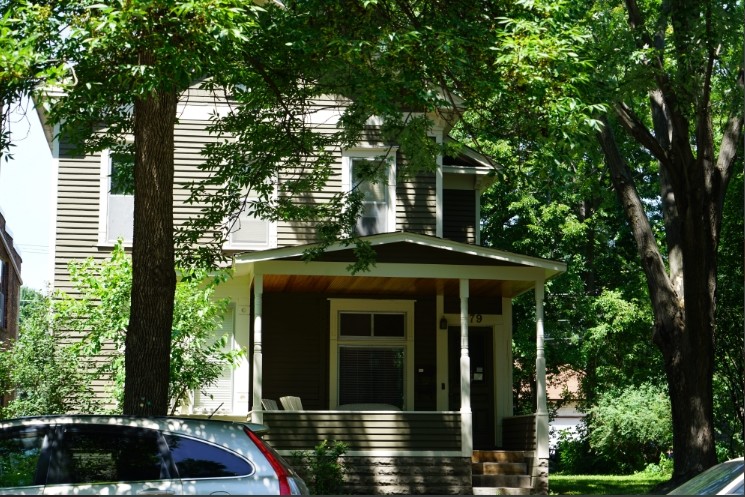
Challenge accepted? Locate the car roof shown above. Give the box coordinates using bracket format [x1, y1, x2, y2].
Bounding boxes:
[0, 415, 269, 453]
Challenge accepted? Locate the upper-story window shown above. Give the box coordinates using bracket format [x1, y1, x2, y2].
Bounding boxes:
[342, 149, 396, 236]
[98, 150, 134, 246]
[225, 192, 276, 251]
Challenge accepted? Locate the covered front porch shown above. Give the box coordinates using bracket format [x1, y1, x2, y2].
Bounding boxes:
[232, 232, 564, 494]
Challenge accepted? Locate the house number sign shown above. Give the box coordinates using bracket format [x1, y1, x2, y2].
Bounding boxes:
[469, 314, 483, 323]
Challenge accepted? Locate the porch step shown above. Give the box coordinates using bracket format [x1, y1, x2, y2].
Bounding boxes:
[473, 487, 530, 495]
[472, 450, 529, 463]
[472, 462, 527, 475]
[472, 450, 532, 495]
[472, 474, 532, 488]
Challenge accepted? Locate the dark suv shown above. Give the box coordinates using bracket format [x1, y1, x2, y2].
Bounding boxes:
[0, 415, 308, 495]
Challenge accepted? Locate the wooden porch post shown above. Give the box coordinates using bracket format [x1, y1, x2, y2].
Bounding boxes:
[535, 280, 549, 459]
[251, 274, 264, 424]
[460, 278, 473, 456]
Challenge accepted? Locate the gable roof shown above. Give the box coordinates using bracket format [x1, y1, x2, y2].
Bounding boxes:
[233, 232, 565, 298]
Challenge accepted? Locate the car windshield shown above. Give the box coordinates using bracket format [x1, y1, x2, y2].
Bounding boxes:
[668, 459, 744, 495]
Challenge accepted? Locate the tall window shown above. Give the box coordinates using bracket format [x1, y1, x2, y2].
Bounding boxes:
[329, 300, 414, 410]
[343, 150, 396, 236]
[99, 151, 134, 245]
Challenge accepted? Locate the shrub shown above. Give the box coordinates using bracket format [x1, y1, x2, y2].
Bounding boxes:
[292, 440, 348, 495]
[588, 383, 672, 473]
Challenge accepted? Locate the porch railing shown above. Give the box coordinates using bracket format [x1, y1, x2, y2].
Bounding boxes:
[502, 414, 537, 451]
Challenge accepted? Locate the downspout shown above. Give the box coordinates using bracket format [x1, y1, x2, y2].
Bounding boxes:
[460, 278, 473, 457]
[251, 273, 264, 424]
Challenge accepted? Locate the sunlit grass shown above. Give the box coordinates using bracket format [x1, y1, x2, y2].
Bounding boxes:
[549, 474, 670, 495]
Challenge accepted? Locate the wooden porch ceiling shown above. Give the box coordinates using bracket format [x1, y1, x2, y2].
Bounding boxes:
[262, 273, 533, 298]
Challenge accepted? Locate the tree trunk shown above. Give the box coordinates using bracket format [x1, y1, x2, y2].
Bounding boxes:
[596, 113, 727, 482]
[122, 65, 178, 415]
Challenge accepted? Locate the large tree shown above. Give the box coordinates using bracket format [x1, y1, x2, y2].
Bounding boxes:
[35, 0, 260, 415]
[589, 0, 743, 481]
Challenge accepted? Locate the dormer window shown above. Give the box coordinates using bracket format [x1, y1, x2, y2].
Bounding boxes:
[342, 149, 397, 236]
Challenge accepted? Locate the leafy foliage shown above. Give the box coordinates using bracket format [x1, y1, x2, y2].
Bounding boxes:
[11, 242, 243, 415]
[587, 384, 673, 474]
[0, 288, 100, 417]
[54, 241, 243, 414]
[291, 440, 348, 495]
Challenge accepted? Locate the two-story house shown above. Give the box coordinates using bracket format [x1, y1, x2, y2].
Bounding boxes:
[40, 88, 564, 495]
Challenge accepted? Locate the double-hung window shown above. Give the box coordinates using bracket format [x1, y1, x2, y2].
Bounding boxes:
[342, 149, 396, 236]
[329, 299, 414, 410]
[99, 150, 134, 245]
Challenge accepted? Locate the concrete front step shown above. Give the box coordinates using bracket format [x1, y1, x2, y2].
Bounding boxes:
[472, 450, 529, 463]
[473, 487, 531, 495]
[472, 474, 532, 488]
[472, 462, 528, 475]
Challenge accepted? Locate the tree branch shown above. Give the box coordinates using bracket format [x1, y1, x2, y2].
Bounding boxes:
[613, 102, 670, 165]
[596, 116, 681, 340]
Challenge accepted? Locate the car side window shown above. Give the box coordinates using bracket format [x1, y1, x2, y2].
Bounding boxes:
[47, 425, 167, 485]
[0, 427, 48, 488]
[164, 435, 252, 479]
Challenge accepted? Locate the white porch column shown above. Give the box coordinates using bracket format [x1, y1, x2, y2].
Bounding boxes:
[459, 278, 473, 456]
[535, 280, 549, 459]
[251, 274, 264, 424]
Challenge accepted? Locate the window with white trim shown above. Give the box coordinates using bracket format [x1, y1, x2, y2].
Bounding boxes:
[99, 150, 134, 245]
[342, 149, 396, 236]
[225, 194, 275, 250]
[330, 299, 414, 410]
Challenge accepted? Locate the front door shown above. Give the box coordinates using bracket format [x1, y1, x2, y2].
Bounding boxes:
[448, 326, 495, 449]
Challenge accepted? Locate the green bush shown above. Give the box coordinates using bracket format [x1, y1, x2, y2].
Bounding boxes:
[292, 440, 348, 495]
[0, 288, 100, 417]
[588, 383, 672, 473]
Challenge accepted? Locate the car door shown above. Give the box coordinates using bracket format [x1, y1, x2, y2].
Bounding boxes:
[43, 424, 182, 495]
[0, 425, 50, 495]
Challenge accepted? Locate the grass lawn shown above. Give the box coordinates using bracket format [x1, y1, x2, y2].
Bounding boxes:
[549, 474, 671, 495]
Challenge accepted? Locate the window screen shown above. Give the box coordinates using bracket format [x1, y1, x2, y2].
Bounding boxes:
[48, 426, 165, 485]
[339, 346, 404, 408]
[164, 435, 252, 478]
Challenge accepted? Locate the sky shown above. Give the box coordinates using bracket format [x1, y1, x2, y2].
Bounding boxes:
[0, 98, 53, 291]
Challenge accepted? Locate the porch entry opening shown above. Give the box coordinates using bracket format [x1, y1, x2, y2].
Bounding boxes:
[448, 326, 495, 450]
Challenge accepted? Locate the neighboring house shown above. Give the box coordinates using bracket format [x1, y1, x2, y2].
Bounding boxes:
[39, 89, 565, 495]
[547, 369, 584, 452]
[0, 208, 23, 408]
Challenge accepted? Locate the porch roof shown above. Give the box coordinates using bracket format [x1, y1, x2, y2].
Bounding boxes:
[233, 232, 566, 298]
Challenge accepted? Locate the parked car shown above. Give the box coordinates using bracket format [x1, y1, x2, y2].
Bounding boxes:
[0, 415, 309, 495]
[668, 458, 744, 495]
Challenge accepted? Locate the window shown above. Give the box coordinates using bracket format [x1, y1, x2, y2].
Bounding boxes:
[0, 427, 47, 488]
[164, 435, 252, 479]
[99, 150, 134, 245]
[329, 300, 414, 410]
[48, 426, 166, 485]
[226, 194, 274, 250]
[342, 149, 396, 236]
